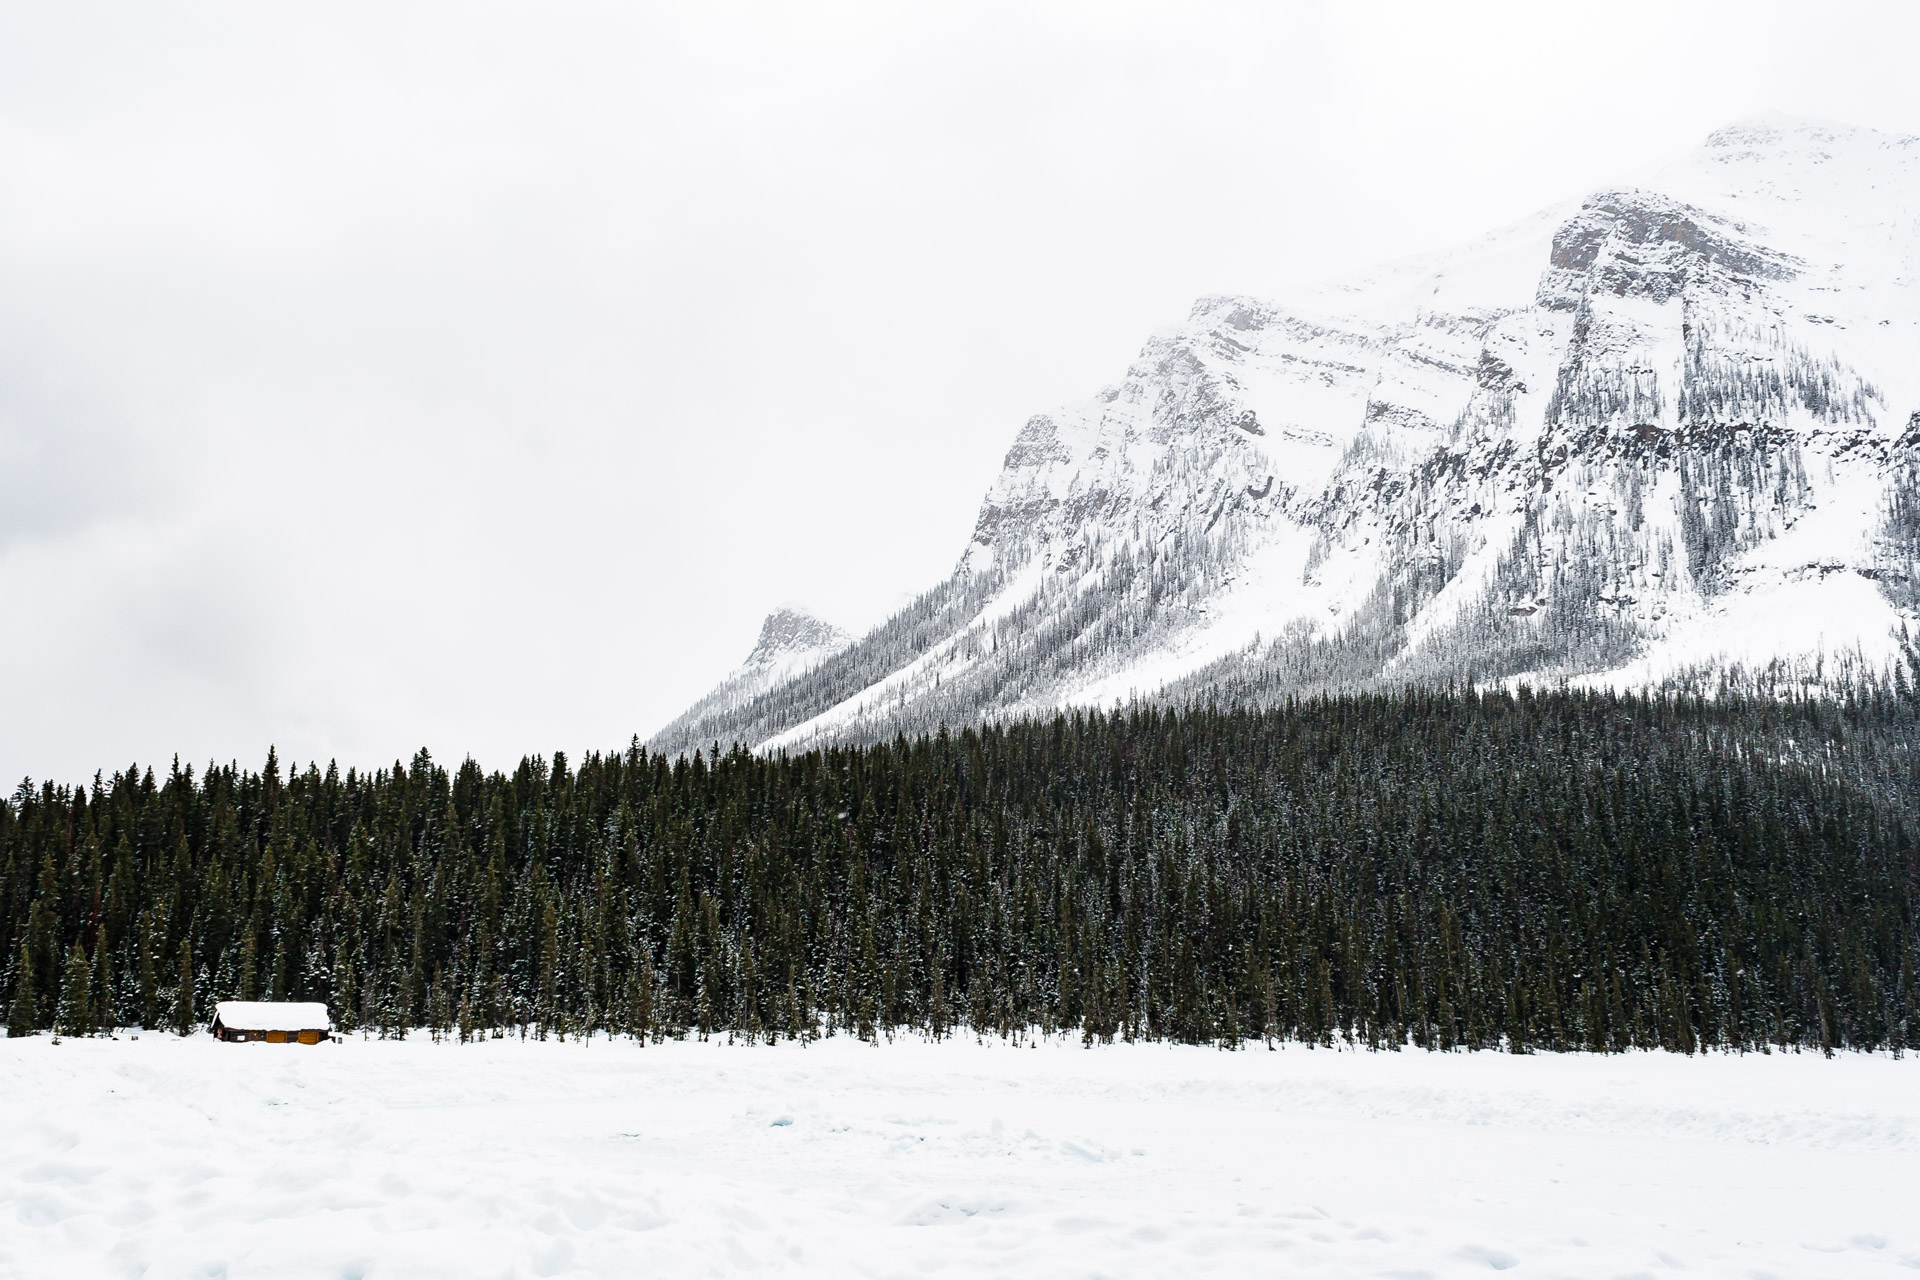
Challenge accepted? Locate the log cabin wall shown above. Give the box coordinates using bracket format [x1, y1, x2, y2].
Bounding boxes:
[213, 1025, 327, 1043]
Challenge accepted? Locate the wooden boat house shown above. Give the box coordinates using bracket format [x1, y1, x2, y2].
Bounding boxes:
[211, 1001, 333, 1044]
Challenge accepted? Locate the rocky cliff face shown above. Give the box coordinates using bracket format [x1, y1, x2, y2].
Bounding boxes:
[651, 117, 1920, 756]
[742, 608, 852, 672]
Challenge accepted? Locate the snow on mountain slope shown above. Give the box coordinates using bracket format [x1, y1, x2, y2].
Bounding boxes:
[648, 608, 851, 751]
[652, 118, 1920, 756]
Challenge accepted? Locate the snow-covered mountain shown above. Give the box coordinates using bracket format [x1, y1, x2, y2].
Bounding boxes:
[652, 117, 1920, 756]
[648, 608, 852, 751]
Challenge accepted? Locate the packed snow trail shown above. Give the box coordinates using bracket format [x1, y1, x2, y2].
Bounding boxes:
[4, 1032, 1918, 1278]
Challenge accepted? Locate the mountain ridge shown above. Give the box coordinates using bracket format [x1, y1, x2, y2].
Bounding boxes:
[651, 117, 1920, 757]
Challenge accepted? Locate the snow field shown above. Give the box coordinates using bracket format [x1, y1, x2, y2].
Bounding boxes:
[4, 1032, 1919, 1278]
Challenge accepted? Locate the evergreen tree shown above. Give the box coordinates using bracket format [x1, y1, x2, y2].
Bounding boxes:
[8, 943, 36, 1036]
[91, 946, 114, 1035]
[137, 913, 161, 1030]
[172, 940, 196, 1036]
[56, 942, 92, 1038]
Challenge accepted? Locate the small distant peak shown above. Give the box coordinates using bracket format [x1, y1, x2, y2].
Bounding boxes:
[744, 607, 852, 668]
[1704, 113, 1885, 151]
[1188, 294, 1282, 331]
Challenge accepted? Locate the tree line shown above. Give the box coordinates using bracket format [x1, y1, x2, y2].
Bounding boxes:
[4, 687, 1917, 1052]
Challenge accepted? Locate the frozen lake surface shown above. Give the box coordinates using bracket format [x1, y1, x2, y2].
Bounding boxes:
[3, 1031, 1917, 1278]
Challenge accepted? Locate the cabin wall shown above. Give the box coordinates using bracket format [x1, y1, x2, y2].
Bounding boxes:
[214, 1026, 328, 1044]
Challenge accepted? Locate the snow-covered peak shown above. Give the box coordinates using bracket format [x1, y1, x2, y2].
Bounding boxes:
[645, 607, 855, 753]
[744, 608, 852, 672]
[1701, 113, 1914, 156]
[652, 117, 1920, 757]
[1655, 114, 1920, 245]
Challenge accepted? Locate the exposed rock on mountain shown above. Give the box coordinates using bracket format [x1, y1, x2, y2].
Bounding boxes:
[743, 608, 852, 672]
[652, 117, 1920, 756]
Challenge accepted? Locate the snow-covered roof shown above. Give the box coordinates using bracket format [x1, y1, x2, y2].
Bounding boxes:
[212, 1001, 332, 1032]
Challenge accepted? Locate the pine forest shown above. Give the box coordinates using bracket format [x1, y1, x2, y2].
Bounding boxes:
[5, 687, 1918, 1054]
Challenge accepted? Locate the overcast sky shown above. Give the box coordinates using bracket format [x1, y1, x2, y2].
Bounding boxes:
[2, 0, 1916, 784]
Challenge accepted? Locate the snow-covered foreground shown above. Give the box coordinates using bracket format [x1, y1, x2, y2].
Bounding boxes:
[4, 1033, 1918, 1278]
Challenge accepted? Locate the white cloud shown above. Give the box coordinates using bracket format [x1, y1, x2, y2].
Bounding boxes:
[1, 0, 1916, 781]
